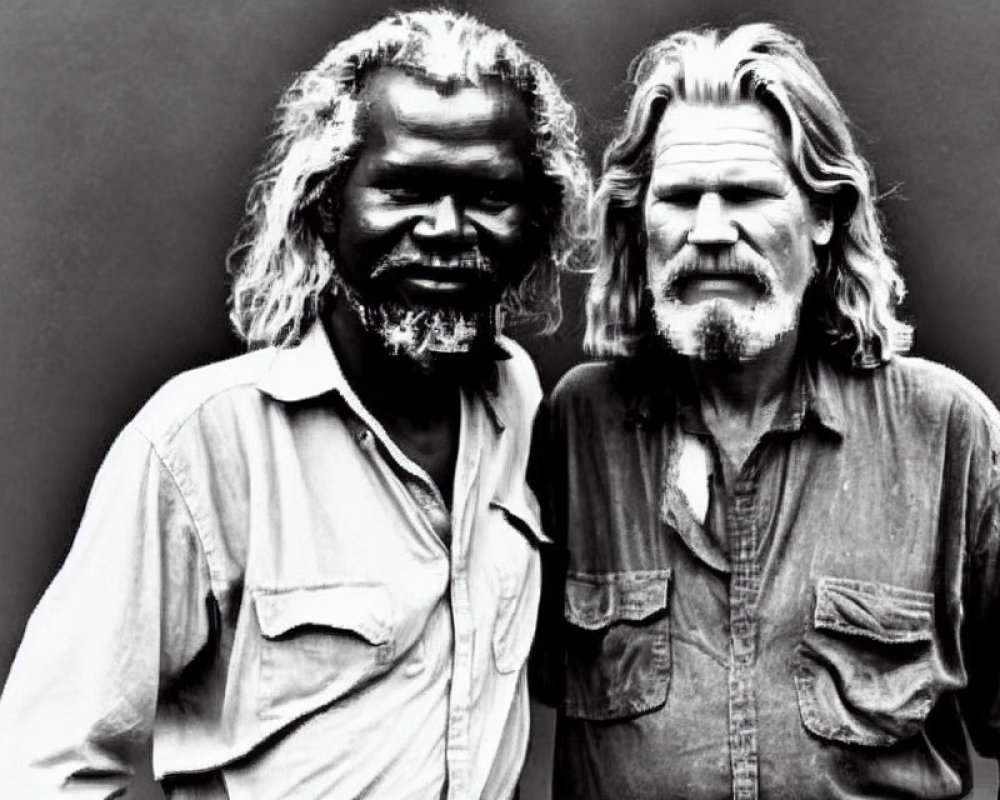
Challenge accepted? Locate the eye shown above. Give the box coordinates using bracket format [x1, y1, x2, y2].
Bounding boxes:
[720, 186, 776, 204]
[383, 186, 429, 204]
[475, 184, 521, 211]
[656, 189, 701, 207]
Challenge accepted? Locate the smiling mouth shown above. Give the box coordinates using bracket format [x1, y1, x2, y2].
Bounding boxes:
[370, 249, 493, 278]
[372, 265, 497, 307]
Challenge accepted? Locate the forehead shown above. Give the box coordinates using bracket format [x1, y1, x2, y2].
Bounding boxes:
[361, 69, 531, 151]
[651, 102, 793, 181]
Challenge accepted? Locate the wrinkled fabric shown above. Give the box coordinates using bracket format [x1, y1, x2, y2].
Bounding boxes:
[532, 351, 1000, 800]
[0, 323, 547, 800]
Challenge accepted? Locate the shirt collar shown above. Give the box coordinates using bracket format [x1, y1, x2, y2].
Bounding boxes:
[255, 322, 347, 403]
[622, 347, 845, 440]
[801, 357, 846, 437]
[255, 322, 508, 433]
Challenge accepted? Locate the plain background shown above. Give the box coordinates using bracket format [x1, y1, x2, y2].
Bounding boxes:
[1, 1, 999, 797]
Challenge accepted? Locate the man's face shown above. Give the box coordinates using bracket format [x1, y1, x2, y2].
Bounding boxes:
[329, 69, 536, 367]
[643, 101, 831, 362]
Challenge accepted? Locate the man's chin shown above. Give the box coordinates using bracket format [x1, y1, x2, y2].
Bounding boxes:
[333, 276, 499, 375]
[652, 298, 797, 362]
[366, 303, 497, 374]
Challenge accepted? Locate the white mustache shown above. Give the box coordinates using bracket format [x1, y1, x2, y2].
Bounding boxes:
[658, 246, 775, 297]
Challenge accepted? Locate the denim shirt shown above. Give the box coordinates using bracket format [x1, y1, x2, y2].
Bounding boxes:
[0, 323, 547, 799]
[533, 352, 1000, 800]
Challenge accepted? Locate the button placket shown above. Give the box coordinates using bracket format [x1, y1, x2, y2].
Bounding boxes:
[727, 479, 760, 800]
[444, 388, 482, 800]
[723, 436, 769, 800]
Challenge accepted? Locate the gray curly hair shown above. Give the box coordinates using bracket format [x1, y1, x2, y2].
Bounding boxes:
[227, 9, 591, 348]
[586, 23, 912, 368]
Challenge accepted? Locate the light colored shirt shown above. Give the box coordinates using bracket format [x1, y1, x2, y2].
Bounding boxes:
[0, 323, 547, 800]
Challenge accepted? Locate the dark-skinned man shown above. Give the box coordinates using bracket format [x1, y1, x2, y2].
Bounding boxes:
[0, 11, 589, 798]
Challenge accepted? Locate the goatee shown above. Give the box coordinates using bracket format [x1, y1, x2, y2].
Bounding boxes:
[332, 273, 497, 372]
[693, 304, 750, 362]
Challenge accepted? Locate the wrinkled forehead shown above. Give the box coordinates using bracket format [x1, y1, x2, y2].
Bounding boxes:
[651, 101, 794, 180]
[362, 68, 532, 146]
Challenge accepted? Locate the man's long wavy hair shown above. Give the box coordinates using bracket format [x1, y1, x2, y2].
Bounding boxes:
[227, 9, 590, 348]
[586, 24, 912, 368]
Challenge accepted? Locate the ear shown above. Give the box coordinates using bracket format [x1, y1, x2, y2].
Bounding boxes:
[311, 182, 339, 233]
[810, 201, 833, 247]
[315, 199, 336, 235]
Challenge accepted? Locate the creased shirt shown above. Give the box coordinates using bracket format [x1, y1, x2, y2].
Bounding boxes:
[532, 351, 1000, 800]
[0, 323, 548, 800]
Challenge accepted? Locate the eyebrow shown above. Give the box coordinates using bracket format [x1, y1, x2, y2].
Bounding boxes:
[367, 157, 526, 184]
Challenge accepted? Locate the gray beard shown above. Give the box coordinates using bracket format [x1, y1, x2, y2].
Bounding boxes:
[646, 244, 802, 362]
[688, 304, 753, 362]
[650, 293, 799, 363]
[333, 274, 495, 369]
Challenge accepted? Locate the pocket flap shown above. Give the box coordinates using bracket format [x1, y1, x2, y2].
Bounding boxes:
[490, 495, 551, 547]
[564, 570, 671, 630]
[814, 576, 933, 645]
[252, 584, 392, 646]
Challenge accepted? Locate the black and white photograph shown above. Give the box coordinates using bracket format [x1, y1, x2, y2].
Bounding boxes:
[1, 1, 998, 798]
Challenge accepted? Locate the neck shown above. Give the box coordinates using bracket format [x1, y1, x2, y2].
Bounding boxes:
[687, 329, 799, 461]
[324, 296, 459, 424]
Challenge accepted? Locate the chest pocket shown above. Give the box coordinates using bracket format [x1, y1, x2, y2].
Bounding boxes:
[562, 570, 671, 720]
[252, 583, 397, 722]
[792, 576, 941, 746]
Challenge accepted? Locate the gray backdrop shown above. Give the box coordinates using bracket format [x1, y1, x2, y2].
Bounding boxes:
[1, 1, 998, 797]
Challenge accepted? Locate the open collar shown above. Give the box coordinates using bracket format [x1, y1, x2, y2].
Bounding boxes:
[622, 349, 846, 440]
[255, 323, 508, 434]
[255, 323, 348, 403]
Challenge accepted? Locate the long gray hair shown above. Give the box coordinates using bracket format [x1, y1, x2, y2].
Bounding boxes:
[228, 9, 591, 347]
[586, 24, 911, 368]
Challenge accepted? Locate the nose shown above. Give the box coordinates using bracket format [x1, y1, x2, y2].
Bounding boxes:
[687, 193, 738, 246]
[412, 195, 473, 249]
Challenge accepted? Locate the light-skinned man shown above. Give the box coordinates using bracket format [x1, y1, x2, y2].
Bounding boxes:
[534, 24, 1000, 799]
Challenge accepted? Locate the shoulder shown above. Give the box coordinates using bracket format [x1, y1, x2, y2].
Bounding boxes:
[129, 347, 279, 447]
[543, 360, 649, 446]
[832, 356, 1000, 450]
[548, 360, 646, 426]
[550, 360, 619, 406]
[878, 356, 1000, 428]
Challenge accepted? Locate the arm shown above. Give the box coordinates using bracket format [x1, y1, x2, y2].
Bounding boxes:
[0, 426, 211, 797]
[960, 475, 1000, 800]
[527, 398, 567, 709]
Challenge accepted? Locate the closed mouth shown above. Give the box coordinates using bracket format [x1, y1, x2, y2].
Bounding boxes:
[671, 271, 769, 297]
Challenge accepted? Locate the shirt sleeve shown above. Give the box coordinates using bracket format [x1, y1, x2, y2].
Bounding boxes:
[962, 472, 1000, 764]
[0, 424, 212, 797]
